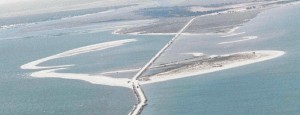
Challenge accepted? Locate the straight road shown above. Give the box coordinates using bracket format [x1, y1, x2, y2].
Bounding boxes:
[129, 16, 198, 115]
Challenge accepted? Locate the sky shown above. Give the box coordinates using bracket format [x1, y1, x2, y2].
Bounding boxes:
[0, 0, 28, 4]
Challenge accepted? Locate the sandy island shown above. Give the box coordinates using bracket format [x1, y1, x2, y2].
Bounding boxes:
[140, 50, 285, 84]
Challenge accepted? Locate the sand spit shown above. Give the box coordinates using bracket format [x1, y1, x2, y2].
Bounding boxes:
[21, 39, 137, 87]
[226, 27, 240, 34]
[218, 36, 258, 45]
[31, 68, 131, 88]
[221, 32, 246, 37]
[21, 39, 136, 70]
[140, 50, 285, 84]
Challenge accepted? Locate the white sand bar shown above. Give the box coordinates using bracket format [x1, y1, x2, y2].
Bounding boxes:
[141, 50, 285, 84]
[21, 39, 137, 88]
[21, 39, 137, 70]
[31, 68, 131, 88]
[221, 32, 246, 37]
[218, 36, 258, 45]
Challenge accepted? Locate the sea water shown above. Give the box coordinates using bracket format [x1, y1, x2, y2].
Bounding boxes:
[142, 4, 300, 115]
[0, 14, 171, 115]
[1, 1, 299, 115]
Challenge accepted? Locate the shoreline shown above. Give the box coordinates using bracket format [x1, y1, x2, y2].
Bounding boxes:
[31, 68, 132, 88]
[221, 32, 246, 37]
[218, 36, 258, 45]
[140, 50, 285, 85]
[21, 39, 136, 88]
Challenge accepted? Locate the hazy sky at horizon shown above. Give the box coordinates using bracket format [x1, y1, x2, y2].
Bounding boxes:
[0, 0, 30, 4]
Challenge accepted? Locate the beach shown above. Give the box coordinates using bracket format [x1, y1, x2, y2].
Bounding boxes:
[141, 50, 285, 84]
[218, 36, 258, 45]
[21, 39, 137, 88]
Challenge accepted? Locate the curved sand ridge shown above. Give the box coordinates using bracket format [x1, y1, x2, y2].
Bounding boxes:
[31, 68, 131, 87]
[218, 36, 258, 45]
[21, 39, 137, 88]
[141, 50, 285, 84]
[221, 32, 246, 37]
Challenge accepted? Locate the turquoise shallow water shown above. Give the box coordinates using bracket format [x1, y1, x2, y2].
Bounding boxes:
[1, 62, 135, 114]
[1, 1, 299, 115]
[0, 31, 136, 115]
[0, 22, 170, 114]
[143, 4, 300, 115]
